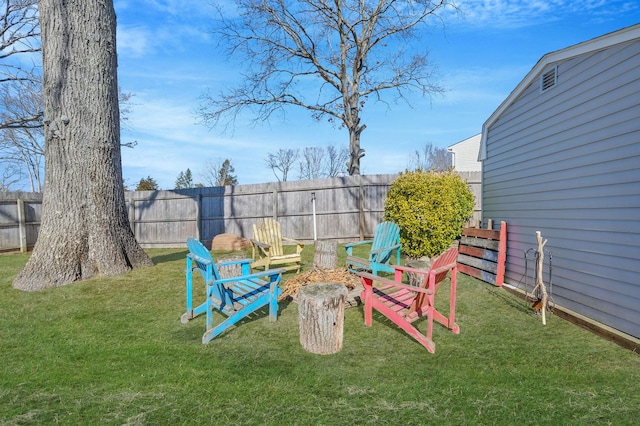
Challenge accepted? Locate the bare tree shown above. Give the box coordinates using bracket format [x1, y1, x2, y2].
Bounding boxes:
[266, 148, 298, 181]
[409, 142, 450, 171]
[298, 146, 326, 180]
[0, 78, 44, 190]
[0, 1, 42, 191]
[326, 144, 349, 177]
[0, 2, 138, 191]
[13, 0, 152, 291]
[0, 161, 22, 191]
[0, 126, 43, 191]
[198, 0, 450, 176]
[200, 158, 220, 187]
[0, 0, 42, 130]
[200, 158, 238, 187]
[298, 145, 348, 179]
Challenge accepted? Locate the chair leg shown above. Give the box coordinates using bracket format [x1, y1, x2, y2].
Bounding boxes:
[373, 300, 436, 353]
[361, 280, 374, 327]
[202, 295, 279, 344]
[268, 287, 278, 322]
[182, 259, 194, 324]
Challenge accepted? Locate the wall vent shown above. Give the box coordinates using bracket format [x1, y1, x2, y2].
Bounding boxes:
[541, 66, 557, 91]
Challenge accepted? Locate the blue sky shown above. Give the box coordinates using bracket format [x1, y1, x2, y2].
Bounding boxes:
[113, 0, 639, 190]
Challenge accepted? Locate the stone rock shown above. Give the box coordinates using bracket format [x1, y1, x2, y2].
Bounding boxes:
[211, 233, 252, 251]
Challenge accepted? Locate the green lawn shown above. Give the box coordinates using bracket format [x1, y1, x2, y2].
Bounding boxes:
[1, 245, 638, 425]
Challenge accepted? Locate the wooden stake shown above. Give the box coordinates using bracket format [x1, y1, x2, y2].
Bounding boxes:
[533, 231, 548, 325]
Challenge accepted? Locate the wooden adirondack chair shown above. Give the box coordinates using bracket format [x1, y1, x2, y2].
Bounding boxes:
[181, 237, 285, 343]
[250, 218, 304, 272]
[345, 221, 401, 275]
[358, 247, 460, 353]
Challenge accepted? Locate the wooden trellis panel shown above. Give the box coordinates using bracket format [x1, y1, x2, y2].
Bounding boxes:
[457, 221, 507, 286]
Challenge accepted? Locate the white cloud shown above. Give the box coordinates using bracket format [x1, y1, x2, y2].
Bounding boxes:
[117, 25, 153, 57]
[449, 0, 637, 29]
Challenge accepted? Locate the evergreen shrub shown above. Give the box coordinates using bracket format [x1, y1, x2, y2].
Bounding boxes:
[383, 170, 474, 259]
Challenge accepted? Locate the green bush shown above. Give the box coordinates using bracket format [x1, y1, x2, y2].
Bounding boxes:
[384, 170, 474, 259]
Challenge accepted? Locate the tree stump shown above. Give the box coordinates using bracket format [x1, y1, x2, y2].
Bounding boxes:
[313, 240, 338, 270]
[217, 254, 245, 278]
[298, 283, 348, 355]
[406, 258, 432, 287]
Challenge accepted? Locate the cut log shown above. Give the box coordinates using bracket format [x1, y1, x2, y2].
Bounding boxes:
[405, 259, 432, 287]
[217, 254, 245, 278]
[298, 283, 348, 355]
[313, 240, 338, 270]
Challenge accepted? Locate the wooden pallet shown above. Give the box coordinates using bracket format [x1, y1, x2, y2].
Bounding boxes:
[457, 221, 507, 286]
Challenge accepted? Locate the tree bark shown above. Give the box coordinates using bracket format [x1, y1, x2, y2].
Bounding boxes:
[298, 283, 347, 354]
[347, 121, 365, 175]
[13, 0, 152, 291]
[313, 240, 338, 270]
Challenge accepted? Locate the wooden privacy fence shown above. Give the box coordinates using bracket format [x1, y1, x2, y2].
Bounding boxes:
[0, 193, 42, 253]
[0, 172, 481, 251]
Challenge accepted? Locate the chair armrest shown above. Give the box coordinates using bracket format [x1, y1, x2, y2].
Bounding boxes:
[214, 268, 286, 285]
[344, 240, 372, 249]
[393, 262, 455, 276]
[344, 240, 372, 256]
[250, 239, 271, 249]
[187, 252, 213, 266]
[250, 239, 270, 249]
[370, 244, 401, 256]
[358, 271, 433, 295]
[282, 237, 305, 253]
[217, 258, 254, 268]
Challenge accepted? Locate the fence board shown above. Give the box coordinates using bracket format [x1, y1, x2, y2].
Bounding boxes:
[0, 172, 481, 251]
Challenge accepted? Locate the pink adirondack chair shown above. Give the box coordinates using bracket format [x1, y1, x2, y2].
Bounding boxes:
[358, 247, 460, 353]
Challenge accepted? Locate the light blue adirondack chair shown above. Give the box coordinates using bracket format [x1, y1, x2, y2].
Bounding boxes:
[344, 221, 401, 275]
[180, 237, 285, 343]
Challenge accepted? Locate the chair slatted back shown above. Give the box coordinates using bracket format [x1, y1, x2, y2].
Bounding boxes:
[410, 247, 458, 314]
[370, 221, 401, 263]
[186, 238, 221, 282]
[253, 218, 284, 256]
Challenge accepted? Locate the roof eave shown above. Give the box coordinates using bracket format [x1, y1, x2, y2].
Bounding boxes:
[479, 23, 640, 161]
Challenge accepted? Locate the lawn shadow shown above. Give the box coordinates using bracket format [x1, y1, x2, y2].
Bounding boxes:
[483, 287, 532, 315]
[151, 250, 188, 265]
[172, 304, 287, 344]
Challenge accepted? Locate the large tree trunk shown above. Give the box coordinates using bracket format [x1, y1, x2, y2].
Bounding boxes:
[13, 0, 152, 291]
[346, 111, 365, 176]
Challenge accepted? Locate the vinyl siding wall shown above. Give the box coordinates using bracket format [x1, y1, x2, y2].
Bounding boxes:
[482, 39, 640, 339]
[449, 134, 482, 172]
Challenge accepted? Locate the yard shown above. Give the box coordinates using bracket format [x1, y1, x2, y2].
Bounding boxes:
[1, 245, 639, 425]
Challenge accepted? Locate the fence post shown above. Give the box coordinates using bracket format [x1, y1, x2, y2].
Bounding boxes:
[358, 179, 365, 240]
[272, 189, 278, 220]
[17, 199, 27, 252]
[196, 193, 202, 241]
[128, 198, 136, 238]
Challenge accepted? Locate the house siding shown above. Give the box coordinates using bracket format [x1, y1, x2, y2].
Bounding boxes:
[482, 37, 640, 339]
[448, 134, 482, 171]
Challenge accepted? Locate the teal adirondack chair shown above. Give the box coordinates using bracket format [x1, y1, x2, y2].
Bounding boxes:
[180, 238, 285, 343]
[344, 221, 401, 275]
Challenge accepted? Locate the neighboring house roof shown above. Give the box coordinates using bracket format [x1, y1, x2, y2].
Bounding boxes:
[447, 134, 481, 171]
[479, 23, 640, 160]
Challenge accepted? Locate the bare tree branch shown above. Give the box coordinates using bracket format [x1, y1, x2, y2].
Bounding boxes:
[265, 148, 299, 181]
[409, 142, 450, 171]
[199, 0, 454, 175]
